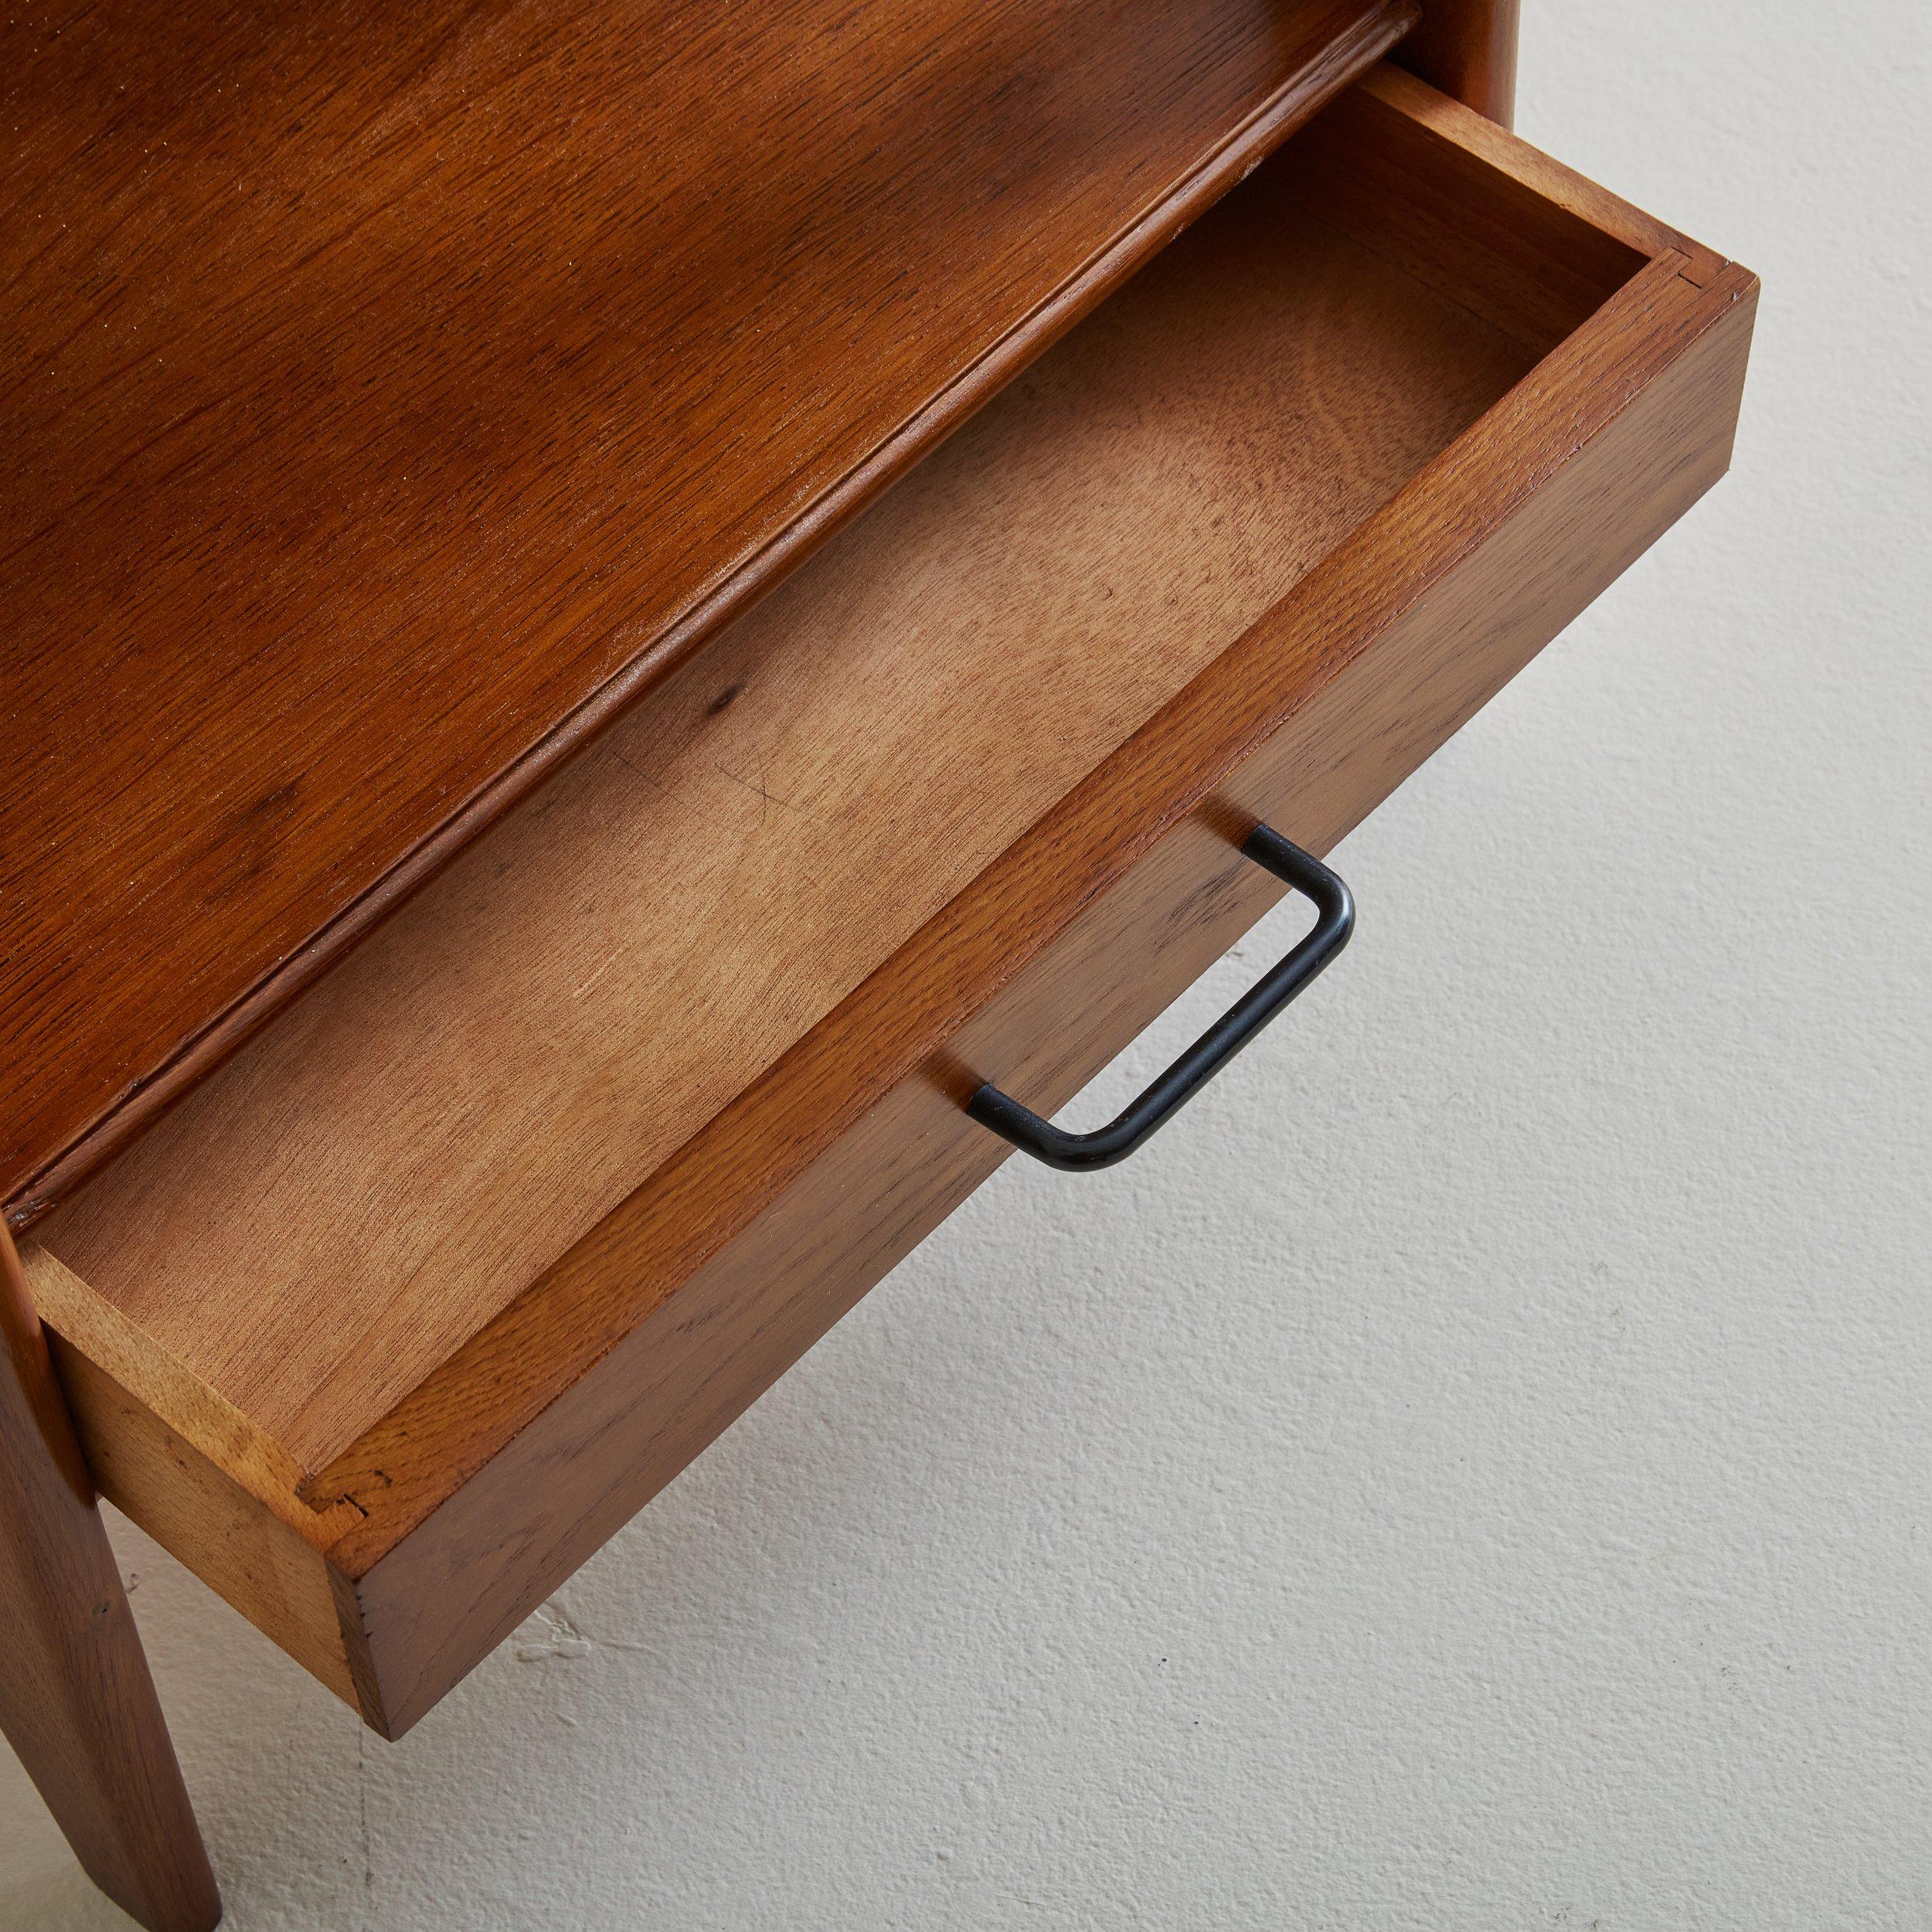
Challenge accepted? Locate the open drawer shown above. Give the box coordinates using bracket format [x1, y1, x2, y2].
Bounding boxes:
[22, 66, 1755, 1740]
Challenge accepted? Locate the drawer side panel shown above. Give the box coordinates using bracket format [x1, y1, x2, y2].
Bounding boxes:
[49, 1344, 358, 1709]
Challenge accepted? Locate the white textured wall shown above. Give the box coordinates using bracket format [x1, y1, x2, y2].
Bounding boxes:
[6, 2, 1928, 1924]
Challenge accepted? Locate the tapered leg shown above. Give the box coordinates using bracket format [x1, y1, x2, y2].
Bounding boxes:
[1393, 0, 1520, 126]
[1, 1226, 221, 1931]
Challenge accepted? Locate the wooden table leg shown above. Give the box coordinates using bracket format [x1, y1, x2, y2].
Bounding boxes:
[1, 1225, 222, 1932]
[1393, 0, 1520, 126]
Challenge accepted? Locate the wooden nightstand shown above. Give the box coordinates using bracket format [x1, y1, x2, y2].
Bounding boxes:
[0, 5, 1753, 1922]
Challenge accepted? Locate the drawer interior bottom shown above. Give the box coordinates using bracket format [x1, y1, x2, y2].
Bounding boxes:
[43, 93, 1587, 1478]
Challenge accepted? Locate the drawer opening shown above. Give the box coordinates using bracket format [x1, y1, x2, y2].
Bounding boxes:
[25, 67, 1749, 1719]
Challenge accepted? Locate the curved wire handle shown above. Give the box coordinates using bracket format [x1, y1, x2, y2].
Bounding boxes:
[965, 825, 1353, 1172]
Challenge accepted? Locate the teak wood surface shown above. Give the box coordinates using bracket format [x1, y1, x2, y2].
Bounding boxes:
[44, 140, 1539, 1469]
[0, 0, 1413, 1231]
[29, 69, 1756, 1736]
[1396, 0, 1520, 124]
[0, 1228, 220, 1930]
[12, 7, 1784, 1923]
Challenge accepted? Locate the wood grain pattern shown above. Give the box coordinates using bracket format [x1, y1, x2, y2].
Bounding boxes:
[22, 1244, 359, 1536]
[1315, 65, 1726, 294]
[318, 248, 1757, 1558]
[334, 254, 1759, 1736]
[29, 71, 1755, 1737]
[45, 151, 1538, 1468]
[1396, 0, 1519, 124]
[0, 1227, 220, 1931]
[0, 0, 1413, 1230]
[47, 1343, 357, 1709]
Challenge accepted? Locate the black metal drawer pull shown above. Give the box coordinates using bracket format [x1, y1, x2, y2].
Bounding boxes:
[966, 826, 1353, 1172]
